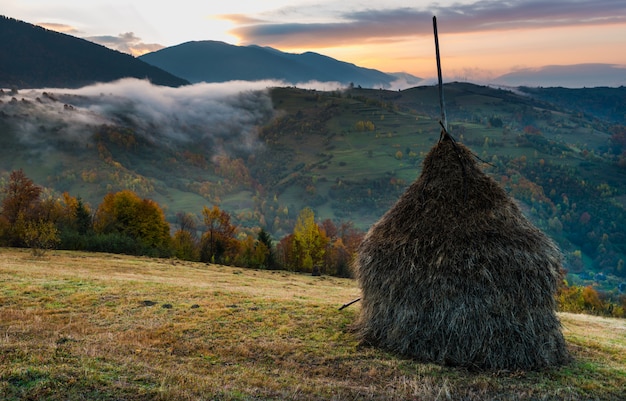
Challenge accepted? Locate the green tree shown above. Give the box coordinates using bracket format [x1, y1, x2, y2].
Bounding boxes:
[257, 228, 275, 268]
[75, 197, 93, 235]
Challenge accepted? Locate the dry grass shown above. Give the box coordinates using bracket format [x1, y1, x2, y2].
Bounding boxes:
[1, 248, 625, 400]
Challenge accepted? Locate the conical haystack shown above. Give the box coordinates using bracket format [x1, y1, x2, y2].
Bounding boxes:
[354, 134, 570, 370]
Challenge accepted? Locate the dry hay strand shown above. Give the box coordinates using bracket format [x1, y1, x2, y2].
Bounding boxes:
[354, 134, 570, 370]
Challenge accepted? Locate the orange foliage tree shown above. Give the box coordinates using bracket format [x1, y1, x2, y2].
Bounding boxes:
[320, 219, 364, 277]
[93, 190, 171, 253]
[0, 169, 43, 247]
[200, 205, 238, 264]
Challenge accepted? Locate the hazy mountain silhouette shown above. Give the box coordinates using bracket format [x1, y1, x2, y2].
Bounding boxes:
[494, 64, 626, 88]
[139, 40, 417, 88]
[0, 15, 189, 89]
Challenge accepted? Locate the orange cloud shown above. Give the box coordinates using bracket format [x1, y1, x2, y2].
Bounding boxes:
[36, 22, 80, 35]
[227, 1, 626, 49]
[216, 14, 267, 25]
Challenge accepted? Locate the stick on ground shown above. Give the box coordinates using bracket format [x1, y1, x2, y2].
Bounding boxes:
[339, 297, 361, 311]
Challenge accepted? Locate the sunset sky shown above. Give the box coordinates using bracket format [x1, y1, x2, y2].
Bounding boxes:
[4, 0, 626, 82]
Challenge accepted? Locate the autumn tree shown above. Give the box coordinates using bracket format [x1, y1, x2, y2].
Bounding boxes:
[172, 212, 200, 261]
[200, 205, 238, 264]
[93, 190, 171, 255]
[22, 219, 60, 256]
[0, 170, 41, 245]
[319, 219, 364, 277]
[1, 169, 41, 220]
[239, 228, 275, 269]
[0, 169, 62, 254]
[52, 193, 94, 250]
[292, 207, 328, 273]
[276, 234, 296, 270]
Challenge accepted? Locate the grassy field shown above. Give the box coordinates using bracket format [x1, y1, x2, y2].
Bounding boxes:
[1, 248, 625, 400]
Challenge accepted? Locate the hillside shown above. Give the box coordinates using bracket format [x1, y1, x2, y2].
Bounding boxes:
[0, 81, 625, 292]
[0, 16, 189, 88]
[518, 86, 626, 125]
[0, 248, 624, 400]
[138, 40, 407, 88]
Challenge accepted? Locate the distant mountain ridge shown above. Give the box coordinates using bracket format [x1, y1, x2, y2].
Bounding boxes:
[139, 40, 416, 88]
[0, 15, 189, 89]
[494, 64, 626, 88]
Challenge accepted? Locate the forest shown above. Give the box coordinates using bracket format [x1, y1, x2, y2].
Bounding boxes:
[0, 169, 363, 277]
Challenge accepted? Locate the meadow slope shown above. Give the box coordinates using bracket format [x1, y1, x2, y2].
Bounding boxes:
[1, 248, 625, 400]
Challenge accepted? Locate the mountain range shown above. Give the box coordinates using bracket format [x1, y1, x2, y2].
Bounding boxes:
[0, 15, 416, 90]
[3, 15, 624, 90]
[138, 40, 412, 88]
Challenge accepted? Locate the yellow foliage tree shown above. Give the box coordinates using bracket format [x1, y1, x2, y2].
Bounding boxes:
[23, 219, 60, 257]
[94, 190, 170, 251]
[293, 207, 328, 273]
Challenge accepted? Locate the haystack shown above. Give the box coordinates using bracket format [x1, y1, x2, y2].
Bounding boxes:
[354, 133, 570, 370]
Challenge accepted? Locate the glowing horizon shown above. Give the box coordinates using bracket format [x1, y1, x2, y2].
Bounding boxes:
[4, 0, 626, 82]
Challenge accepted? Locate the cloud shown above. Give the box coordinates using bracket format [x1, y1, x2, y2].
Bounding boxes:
[0, 79, 281, 159]
[215, 14, 267, 25]
[226, 0, 626, 47]
[36, 22, 81, 35]
[85, 32, 164, 56]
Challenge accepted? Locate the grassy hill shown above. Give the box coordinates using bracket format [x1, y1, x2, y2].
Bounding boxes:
[0, 248, 624, 400]
[0, 82, 625, 290]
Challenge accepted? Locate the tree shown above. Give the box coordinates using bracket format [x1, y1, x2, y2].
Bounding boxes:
[1, 169, 42, 224]
[292, 207, 328, 273]
[200, 205, 238, 264]
[93, 190, 171, 254]
[75, 197, 93, 235]
[172, 212, 200, 261]
[319, 219, 364, 277]
[256, 228, 275, 268]
[23, 219, 60, 257]
[57, 193, 92, 234]
[276, 233, 296, 270]
[582, 286, 604, 313]
[0, 169, 43, 246]
[172, 230, 200, 261]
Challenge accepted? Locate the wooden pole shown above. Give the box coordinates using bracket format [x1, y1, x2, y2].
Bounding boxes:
[433, 16, 448, 133]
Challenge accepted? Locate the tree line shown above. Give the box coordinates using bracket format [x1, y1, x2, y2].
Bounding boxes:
[0, 169, 362, 277]
[1, 168, 624, 316]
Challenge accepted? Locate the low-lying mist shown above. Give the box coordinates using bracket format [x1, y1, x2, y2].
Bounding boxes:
[0, 78, 297, 159]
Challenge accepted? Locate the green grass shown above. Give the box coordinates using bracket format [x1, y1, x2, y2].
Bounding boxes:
[1, 248, 625, 400]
